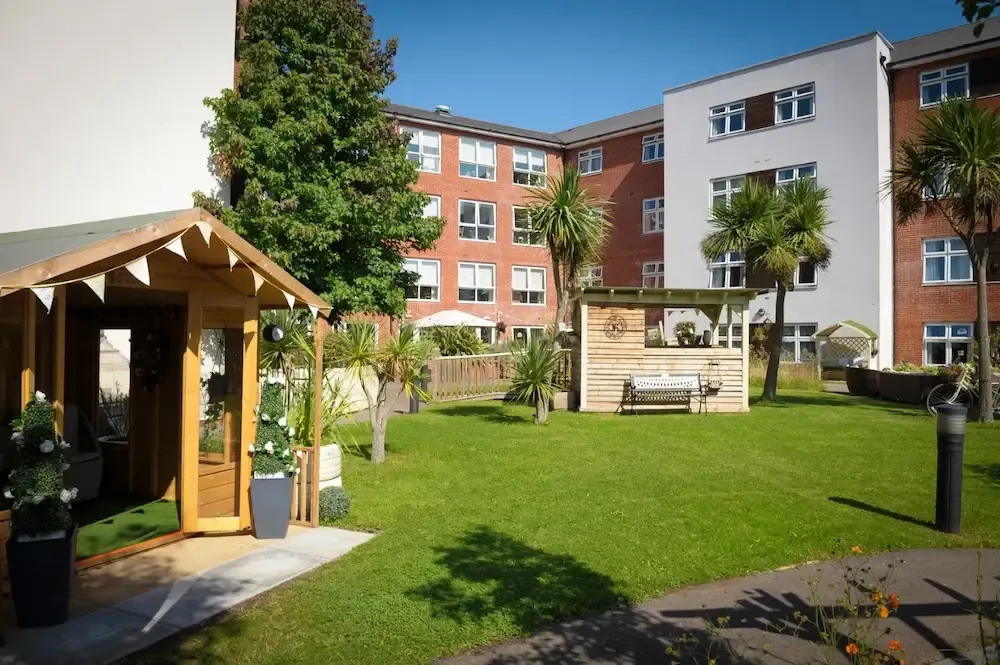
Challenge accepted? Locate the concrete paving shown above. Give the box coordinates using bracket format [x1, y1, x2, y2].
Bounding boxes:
[438, 549, 1000, 665]
[0, 527, 375, 665]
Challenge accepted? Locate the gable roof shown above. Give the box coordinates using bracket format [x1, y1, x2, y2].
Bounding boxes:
[553, 105, 661, 146]
[386, 103, 563, 146]
[889, 19, 1000, 66]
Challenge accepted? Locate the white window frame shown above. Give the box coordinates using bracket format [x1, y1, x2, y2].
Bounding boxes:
[423, 195, 441, 218]
[403, 258, 440, 302]
[401, 126, 441, 174]
[776, 163, 817, 188]
[578, 147, 603, 175]
[510, 326, 545, 343]
[513, 147, 547, 187]
[709, 251, 745, 288]
[458, 137, 496, 181]
[923, 323, 974, 365]
[512, 206, 544, 246]
[580, 265, 603, 287]
[457, 262, 496, 303]
[781, 324, 818, 363]
[919, 64, 969, 109]
[511, 266, 546, 306]
[795, 259, 818, 288]
[923, 237, 973, 284]
[641, 133, 664, 163]
[641, 261, 664, 288]
[458, 200, 496, 243]
[774, 84, 815, 124]
[709, 101, 746, 138]
[642, 197, 665, 234]
[718, 325, 743, 348]
[710, 176, 744, 207]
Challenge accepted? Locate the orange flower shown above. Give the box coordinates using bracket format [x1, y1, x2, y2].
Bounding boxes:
[851, 546, 863, 554]
[846, 643, 860, 656]
[871, 591, 884, 603]
[888, 593, 900, 609]
[879, 605, 890, 619]
[888, 640, 902, 652]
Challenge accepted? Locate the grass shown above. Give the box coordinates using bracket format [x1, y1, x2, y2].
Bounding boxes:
[125, 392, 1000, 665]
[749, 357, 824, 391]
[75, 497, 180, 560]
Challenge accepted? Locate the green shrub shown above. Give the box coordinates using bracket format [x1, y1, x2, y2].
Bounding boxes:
[424, 326, 486, 357]
[319, 486, 350, 521]
[673, 321, 698, 346]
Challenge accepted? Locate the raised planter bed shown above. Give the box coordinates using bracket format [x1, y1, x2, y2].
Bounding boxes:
[845, 367, 870, 396]
[878, 371, 946, 405]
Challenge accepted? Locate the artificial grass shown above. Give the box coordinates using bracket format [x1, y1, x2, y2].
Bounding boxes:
[124, 392, 1000, 665]
[75, 497, 180, 560]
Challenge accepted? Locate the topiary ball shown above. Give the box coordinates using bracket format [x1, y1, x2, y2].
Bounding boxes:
[319, 486, 350, 522]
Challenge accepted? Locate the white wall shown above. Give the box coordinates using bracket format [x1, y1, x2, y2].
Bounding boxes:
[662, 34, 893, 367]
[0, 0, 235, 232]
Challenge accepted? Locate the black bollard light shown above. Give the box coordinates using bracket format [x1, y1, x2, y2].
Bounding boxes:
[935, 403, 967, 534]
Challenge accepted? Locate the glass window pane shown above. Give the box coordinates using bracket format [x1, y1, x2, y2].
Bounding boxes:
[479, 205, 494, 226]
[945, 77, 967, 98]
[798, 261, 816, 284]
[797, 85, 814, 94]
[799, 341, 817, 360]
[729, 113, 744, 132]
[459, 163, 477, 177]
[780, 342, 797, 360]
[711, 117, 726, 136]
[799, 325, 817, 337]
[797, 96, 814, 117]
[926, 341, 947, 364]
[460, 202, 475, 223]
[777, 169, 794, 182]
[950, 255, 972, 281]
[946, 65, 967, 76]
[925, 256, 946, 281]
[776, 90, 793, 100]
[948, 238, 966, 252]
[777, 101, 793, 121]
[423, 132, 439, 149]
[921, 70, 942, 81]
[799, 164, 816, 178]
[529, 270, 544, 290]
[480, 142, 496, 165]
[924, 239, 946, 253]
[710, 268, 725, 288]
[922, 83, 942, 105]
[951, 342, 971, 364]
[730, 102, 744, 111]
[951, 324, 972, 338]
[925, 325, 947, 338]
[459, 139, 476, 162]
[782, 326, 796, 337]
[478, 266, 494, 287]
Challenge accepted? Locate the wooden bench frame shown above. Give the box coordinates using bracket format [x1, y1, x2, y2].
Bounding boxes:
[627, 372, 706, 414]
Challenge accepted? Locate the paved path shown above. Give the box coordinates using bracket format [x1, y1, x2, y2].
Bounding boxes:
[438, 549, 1000, 665]
[0, 527, 374, 665]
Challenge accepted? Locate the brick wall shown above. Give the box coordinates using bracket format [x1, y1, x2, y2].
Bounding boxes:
[891, 49, 1000, 363]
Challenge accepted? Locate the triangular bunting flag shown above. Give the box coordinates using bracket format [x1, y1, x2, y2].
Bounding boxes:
[165, 236, 187, 261]
[30, 287, 55, 313]
[83, 274, 106, 302]
[125, 256, 150, 285]
[283, 291, 295, 310]
[195, 221, 213, 246]
[308, 304, 319, 319]
[250, 269, 264, 293]
[227, 247, 239, 270]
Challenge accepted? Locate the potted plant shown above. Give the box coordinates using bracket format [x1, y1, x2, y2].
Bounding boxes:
[674, 321, 698, 347]
[4, 391, 78, 628]
[248, 377, 296, 539]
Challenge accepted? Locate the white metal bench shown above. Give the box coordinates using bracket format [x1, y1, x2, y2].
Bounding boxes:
[627, 373, 706, 414]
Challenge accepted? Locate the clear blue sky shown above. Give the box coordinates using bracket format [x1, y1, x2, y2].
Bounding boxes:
[367, 0, 967, 132]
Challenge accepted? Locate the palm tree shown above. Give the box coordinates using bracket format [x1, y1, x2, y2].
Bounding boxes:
[527, 165, 611, 334]
[701, 178, 833, 402]
[886, 98, 1000, 423]
[510, 334, 562, 424]
[327, 322, 430, 463]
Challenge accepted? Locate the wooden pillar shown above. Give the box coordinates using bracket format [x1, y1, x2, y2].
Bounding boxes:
[725, 305, 734, 350]
[238, 297, 258, 530]
[741, 303, 750, 412]
[20, 291, 36, 409]
[180, 291, 203, 533]
[579, 299, 589, 411]
[311, 317, 328, 527]
[53, 286, 66, 435]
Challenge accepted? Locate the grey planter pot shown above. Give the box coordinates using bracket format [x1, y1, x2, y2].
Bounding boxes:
[250, 476, 292, 539]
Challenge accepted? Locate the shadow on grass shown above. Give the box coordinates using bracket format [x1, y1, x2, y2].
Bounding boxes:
[829, 496, 934, 529]
[969, 464, 1000, 487]
[434, 403, 530, 424]
[750, 393, 909, 411]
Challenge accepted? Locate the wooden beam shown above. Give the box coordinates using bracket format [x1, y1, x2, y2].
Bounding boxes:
[311, 318, 328, 527]
[21, 291, 36, 409]
[579, 301, 589, 411]
[741, 303, 750, 412]
[238, 297, 258, 530]
[53, 286, 66, 435]
[180, 290, 203, 533]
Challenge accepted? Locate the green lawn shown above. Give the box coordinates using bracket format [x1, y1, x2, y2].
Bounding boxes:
[126, 393, 1000, 665]
[75, 497, 180, 560]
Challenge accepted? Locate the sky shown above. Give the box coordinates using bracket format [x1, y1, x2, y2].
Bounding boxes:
[367, 0, 968, 132]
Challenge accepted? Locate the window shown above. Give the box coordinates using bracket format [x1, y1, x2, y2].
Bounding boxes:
[402, 127, 441, 173]
[513, 148, 547, 187]
[774, 85, 815, 123]
[710, 101, 745, 137]
[403, 258, 440, 301]
[578, 147, 603, 175]
[923, 238, 972, 283]
[642, 261, 664, 288]
[781, 324, 817, 363]
[641, 133, 664, 163]
[477, 327, 495, 344]
[711, 177, 744, 206]
[458, 200, 496, 242]
[924, 323, 973, 365]
[795, 260, 818, 288]
[458, 262, 495, 303]
[512, 206, 543, 246]
[511, 326, 545, 343]
[459, 138, 496, 180]
[580, 265, 603, 286]
[709, 251, 745, 288]
[922, 171, 951, 200]
[512, 266, 546, 305]
[423, 195, 441, 218]
[776, 163, 817, 188]
[718, 325, 743, 348]
[920, 64, 969, 108]
[642, 197, 665, 234]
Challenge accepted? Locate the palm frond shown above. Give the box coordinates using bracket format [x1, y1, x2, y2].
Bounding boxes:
[700, 179, 781, 263]
[509, 335, 560, 405]
[778, 180, 834, 269]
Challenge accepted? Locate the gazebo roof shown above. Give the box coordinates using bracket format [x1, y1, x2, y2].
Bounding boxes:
[815, 320, 878, 339]
[579, 286, 765, 306]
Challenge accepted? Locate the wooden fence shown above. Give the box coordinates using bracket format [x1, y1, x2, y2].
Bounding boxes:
[428, 351, 570, 402]
[290, 446, 319, 527]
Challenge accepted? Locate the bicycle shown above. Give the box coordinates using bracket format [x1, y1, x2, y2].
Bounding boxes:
[925, 364, 1000, 415]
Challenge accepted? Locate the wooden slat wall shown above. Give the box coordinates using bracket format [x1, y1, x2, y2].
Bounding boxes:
[584, 304, 745, 413]
[198, 464, 238, 518]
[290, 446, 317, 526]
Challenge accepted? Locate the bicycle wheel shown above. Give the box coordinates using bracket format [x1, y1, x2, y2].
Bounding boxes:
[926, 383, 973, 415]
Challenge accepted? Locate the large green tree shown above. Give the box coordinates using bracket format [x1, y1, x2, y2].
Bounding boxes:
[957, 0, 998, 35]
[195, 0, 443, 317]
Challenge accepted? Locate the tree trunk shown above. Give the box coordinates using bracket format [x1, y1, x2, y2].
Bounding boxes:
[975, 253, 993, 423]
[762, 284, 787, 402]
[552, 258, 568, 340]
[370, 380, 390, 463]
[534, 395, 549, 424]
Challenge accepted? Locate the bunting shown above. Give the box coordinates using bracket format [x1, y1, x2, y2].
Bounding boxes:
[195, 221, 213, 246]
[227, 247, 239, 270]
[283, 291, 296, 310]
[308, 304, 319, 319]
[251, 269, 264, 293]
[30, 287, 55, 313]
[125, 256, 150, 286]
[83, 274, 106, 302]
[165, 236, 187, 260]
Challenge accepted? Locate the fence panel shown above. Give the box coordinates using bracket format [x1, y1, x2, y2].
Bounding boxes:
[428, 351, 570, 402]
[290, 446, 318, 526]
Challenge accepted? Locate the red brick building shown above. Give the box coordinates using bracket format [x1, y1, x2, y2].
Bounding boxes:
[888, 22, 1000, 365]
